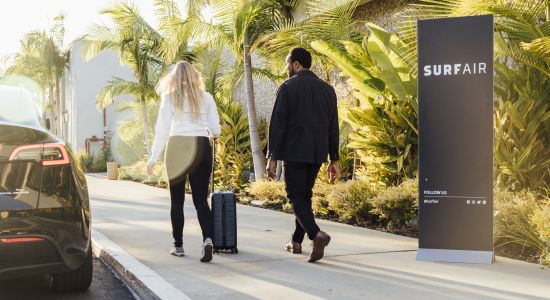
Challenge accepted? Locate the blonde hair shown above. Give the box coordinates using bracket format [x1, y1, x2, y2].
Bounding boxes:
[157, 61, 205, 119]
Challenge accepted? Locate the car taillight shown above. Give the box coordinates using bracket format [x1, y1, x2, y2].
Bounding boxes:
[0, 237, 45, 243]
[8, 143, 70, 166]
[8, 144, 43, 161]
[42, 144, 70, 166]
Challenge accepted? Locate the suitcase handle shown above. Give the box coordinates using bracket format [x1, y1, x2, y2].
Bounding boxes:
[209, 132, 216, 194]
[212, 141, 215, 193]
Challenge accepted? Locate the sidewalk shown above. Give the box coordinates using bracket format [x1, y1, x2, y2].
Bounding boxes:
[87, 174, 550, 300]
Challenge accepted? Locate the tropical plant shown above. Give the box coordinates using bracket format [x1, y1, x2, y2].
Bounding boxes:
[257, 0, 363, 80]
[399, 0, 550, 76]
[530, 200, 550, 265]
[74, 150, 94, 173]
[82, 0, 169, 156]
[398, 0, 550, 192]
[494, 64, 550, 192]
[192, 44, 225, 100]
[158, 0, 299, 180]
[5, 14, 69, 135]
[371, 178, 418, 230]
[326, 180, 377, 225]
[494, 189, 548, 264]
[312, 23, 418, 186]
[214, 97, 252, 191]
[118, 160, 168, 188]
[245, 180, 287, 207]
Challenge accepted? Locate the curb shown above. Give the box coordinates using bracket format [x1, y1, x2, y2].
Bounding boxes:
[91, 229, 191, 300]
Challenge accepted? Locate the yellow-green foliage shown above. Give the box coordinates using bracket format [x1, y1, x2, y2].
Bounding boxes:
[312, 181, 333, 216]
[74, 148, 109, 173]
[245, 180, 287, 207]
[371, 178, 418, 230]
[494, 189, 548, 264]
[530, 201, 550, 265]
[74, 150, 93, 173]
[118, 161, 168, 188]
[326, 180, 376, 224]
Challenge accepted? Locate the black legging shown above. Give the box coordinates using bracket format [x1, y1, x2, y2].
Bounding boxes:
[165, 136, 213, 247]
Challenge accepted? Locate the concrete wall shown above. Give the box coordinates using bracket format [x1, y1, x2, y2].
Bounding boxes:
[64, 39, 135, 157]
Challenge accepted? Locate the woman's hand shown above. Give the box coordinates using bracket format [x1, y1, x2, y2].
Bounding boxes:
[146, 162, 155, 175]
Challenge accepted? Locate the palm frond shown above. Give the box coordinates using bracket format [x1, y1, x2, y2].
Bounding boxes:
[219, 61, 284, 98]
[96, 77, 141, 110]
[81, 24, 120, 61]
[257, 0, 361, 73]
[397, 0, 549, 75]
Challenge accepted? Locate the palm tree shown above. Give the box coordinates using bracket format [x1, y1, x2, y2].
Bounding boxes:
[397, 0, 550, 77]
[156, 0, 296, 181]
[6, 14, 69, 135]
[82, 0, 168, 155]
[256, 0, 362, 81]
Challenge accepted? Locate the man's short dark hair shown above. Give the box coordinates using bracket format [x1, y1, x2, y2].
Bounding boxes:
[289, 48, 312, 69]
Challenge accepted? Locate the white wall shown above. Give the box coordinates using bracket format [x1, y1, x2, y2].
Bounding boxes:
[64, 39, 135, 157]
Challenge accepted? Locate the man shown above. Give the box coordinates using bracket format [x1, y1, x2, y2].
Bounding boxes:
[266, 48, 340, 263]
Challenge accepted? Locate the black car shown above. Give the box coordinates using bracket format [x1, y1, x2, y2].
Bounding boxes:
[0, 86, 92, 292]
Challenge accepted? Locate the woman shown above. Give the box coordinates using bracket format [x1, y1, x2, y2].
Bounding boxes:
[146, 61, 221, 263]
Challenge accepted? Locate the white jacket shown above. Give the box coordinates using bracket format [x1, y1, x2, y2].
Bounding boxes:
[148, 91, 221, 164]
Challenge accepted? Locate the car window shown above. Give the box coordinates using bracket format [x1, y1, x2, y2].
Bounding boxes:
[0, 86, 42, 128]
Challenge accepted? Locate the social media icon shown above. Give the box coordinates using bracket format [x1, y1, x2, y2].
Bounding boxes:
[466, 200, 471, 204]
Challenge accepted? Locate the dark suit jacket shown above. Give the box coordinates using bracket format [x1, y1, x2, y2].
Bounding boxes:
[267, 70, 339, 164]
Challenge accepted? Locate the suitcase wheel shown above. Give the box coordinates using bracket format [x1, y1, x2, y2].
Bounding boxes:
[231, 248, 238, 254]
[214, 249, 219, 254]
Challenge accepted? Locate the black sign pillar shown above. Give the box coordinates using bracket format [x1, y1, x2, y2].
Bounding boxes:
[417, 15, 494, 264]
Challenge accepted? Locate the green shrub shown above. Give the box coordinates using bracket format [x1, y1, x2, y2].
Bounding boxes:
[90, 146, 109, 173]
[371, 178, 418, 230]
[74, 150, 93, 173]
[118, 160, 168, 188]
[530, 201, 550, 265]
[214, 98, 253, 191]
[494, 189, 548, 264]
[312, 181, 332, 216]
[326, 180, 376, 225]
[74, 148, 110, 173]
[245, 180, 287, 207]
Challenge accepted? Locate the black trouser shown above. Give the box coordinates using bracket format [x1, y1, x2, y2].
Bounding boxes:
[283, 162, 322, 243]
[165, 136, 213, 247]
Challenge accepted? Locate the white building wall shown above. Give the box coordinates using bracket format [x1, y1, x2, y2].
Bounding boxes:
[64, 39, 135, 157]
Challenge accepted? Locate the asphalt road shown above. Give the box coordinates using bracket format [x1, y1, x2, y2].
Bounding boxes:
[0, 257, 134, 300]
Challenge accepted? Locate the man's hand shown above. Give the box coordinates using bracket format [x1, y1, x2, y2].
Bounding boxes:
[266, 159, 277, 180]
[146, 162, 154, 175]
[327, 161, 340, 183]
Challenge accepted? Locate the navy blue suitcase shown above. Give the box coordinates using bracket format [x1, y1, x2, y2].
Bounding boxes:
[209, 140, 238, 254]
[211, 191, 238, 254]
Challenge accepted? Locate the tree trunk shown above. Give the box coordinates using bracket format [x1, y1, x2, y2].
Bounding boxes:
[140, 96, 151, 155]
[55, 77, 62, 139]
[243, 29, 266, 180]
[49, 84, 56, 134]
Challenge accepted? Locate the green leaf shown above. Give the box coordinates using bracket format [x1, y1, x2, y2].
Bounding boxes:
[311, 39, 385, 95]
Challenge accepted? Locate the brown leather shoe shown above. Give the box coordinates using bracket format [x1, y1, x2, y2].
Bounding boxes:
[308, 231, 331, 263]
[285, 241, 302, 254]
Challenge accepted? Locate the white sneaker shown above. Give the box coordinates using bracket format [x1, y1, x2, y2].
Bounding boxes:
[200, 238, 213, 262]
[170, 246, 185, 257]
